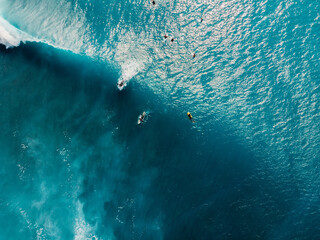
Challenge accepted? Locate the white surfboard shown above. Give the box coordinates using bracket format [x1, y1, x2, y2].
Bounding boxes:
[137, 112, 147, 125]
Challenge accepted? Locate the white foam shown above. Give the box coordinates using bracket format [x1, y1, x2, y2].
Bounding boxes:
[1, 0, 91, 54]
[111, 29, 151, 88]
[0, 16, 27, 48]
[117, 61, 142, 90]
[74, 201, 99, 240]
[120, 61, 143, 82]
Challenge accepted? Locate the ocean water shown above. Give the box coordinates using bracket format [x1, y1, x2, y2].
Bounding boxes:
[0, 0, 320, 239]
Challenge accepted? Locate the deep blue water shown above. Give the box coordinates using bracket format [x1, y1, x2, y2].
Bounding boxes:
[0, 0, 320, 239]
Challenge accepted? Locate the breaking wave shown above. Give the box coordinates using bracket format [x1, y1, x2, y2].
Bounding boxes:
[0, 16, 32, 48]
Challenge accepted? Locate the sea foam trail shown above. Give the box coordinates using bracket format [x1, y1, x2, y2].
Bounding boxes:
[0, 16, 33, 48]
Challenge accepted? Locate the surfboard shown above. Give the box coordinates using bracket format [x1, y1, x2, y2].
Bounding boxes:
[137, 112, 147, 125]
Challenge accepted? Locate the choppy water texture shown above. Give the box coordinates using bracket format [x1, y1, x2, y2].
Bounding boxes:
[0, 0, 320, 239]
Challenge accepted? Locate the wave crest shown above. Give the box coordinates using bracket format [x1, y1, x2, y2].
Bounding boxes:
[0, 16, 32, 48]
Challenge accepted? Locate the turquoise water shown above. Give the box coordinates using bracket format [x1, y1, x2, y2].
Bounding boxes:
[0, 0, 320, 239]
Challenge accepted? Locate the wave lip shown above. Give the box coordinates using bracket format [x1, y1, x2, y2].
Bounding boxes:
[0, 16, 32, 48]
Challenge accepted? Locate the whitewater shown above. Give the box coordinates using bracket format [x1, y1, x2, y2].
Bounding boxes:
[0, 0, 320, 239]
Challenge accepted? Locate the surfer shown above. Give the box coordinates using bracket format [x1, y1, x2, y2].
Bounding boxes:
[118, 80, 124, 88]
[187, 112, 195, 123]
[201, 18, 203, 22]
[117, 79, 127, 91]
[164, 34, 168, 39]
[152, 0, 155, 5]
[193, 53, 196, 58]
[138, 111, 147, 124]
[171, 38, 174, 42]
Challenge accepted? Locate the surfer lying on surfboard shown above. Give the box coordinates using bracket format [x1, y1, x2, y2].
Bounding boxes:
[187, 112, 196, 123]
[138, 111, 147, 125]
